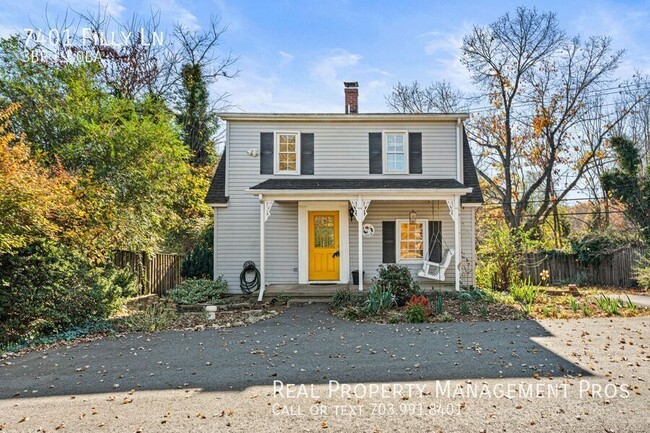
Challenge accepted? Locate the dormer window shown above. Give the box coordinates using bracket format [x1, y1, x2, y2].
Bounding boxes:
[275, 132, 300, 174]
[383, 131, 408, 174]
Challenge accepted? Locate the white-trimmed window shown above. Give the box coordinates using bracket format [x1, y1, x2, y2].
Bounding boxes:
[397, 219, 428, 263]
[383, 131, 408, 174]
[275, 132, 300, 174]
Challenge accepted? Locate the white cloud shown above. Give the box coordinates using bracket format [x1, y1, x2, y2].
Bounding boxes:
[310, 49, 362, 88]
[156, 0, 200, 31]
[98, 0, 126, 19]
[422, 24, 474, 92]
[278, 50, 294, 66]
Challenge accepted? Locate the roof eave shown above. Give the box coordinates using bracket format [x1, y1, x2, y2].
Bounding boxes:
[246, 187, 473, 196]
[218, 113, 470, 122]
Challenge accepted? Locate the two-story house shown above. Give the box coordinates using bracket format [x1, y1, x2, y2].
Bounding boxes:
[205, 82, 483, 300]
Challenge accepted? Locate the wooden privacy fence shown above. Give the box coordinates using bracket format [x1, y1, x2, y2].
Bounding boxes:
[113, 251, 181, 296]
[521, 247, 646, 287]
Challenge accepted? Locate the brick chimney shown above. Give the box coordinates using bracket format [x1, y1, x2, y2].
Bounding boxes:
[344, 81, 358, 114]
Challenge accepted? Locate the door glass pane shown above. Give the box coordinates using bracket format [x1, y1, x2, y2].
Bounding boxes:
[314, 216, 335, 247]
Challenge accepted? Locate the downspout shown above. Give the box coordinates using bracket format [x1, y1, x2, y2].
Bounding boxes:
[456, 118, 463, 182]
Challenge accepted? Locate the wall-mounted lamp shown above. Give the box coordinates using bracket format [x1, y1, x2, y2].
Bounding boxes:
[409, 210, 417, 224]
[247, 149, 260, 157]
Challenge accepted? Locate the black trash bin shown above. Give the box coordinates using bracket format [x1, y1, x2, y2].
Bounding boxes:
[351, 270, 365, 285]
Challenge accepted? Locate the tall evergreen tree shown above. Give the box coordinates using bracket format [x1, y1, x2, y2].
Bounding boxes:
[177, 63, 216, 166]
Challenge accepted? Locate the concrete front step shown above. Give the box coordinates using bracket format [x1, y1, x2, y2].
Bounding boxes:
[287, 298, 333, 306]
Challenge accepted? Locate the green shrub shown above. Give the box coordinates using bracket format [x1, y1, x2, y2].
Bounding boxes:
[118, 305, 178, 333]
[510, 280, 539, 305]
[181, 224, 213, 279]
[405, 304, 428, 323]
[167, 277, 227, 304]
[476, 221, 538, 291]
[363, 285, 396, 315]
[332, 288, 354, 308]
[0, 240, 124, 348]
[108, 266, 140, 299]
[373, 264, 421, 306]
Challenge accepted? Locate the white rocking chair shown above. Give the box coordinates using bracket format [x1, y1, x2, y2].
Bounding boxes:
[418, 248, 454, 281]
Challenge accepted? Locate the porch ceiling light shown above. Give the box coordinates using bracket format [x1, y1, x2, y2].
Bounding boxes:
[409, 210, 417, 224]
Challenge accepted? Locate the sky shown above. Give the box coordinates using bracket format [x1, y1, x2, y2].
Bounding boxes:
[0, 0, 649, 113]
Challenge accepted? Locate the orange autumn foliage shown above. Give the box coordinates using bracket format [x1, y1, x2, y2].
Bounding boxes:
[0, 103, 81, 253]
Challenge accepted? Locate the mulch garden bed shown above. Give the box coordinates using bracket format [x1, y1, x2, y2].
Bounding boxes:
[331, 290, 650, 324]
[1, 295, 287, 359]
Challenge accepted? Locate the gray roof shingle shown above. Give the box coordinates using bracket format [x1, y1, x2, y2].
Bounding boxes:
[249, 178, 469, 191]
[204, 154, 228, 204]
[461, 127, 484, 204]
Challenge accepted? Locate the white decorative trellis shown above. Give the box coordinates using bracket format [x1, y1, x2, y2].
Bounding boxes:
[264, 200, 274, 222]
[350, 198, 371, 222]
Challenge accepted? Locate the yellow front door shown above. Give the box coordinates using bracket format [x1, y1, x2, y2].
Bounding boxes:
[308, 211, 340, 281]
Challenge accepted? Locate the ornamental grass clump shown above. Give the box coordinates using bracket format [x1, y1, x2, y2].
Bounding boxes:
[363, 285, 396, 316]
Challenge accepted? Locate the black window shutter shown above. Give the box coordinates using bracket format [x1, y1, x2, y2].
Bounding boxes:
[260, 132, 274, 174]
[369, 133, 383, 174]
[428, 221, 442, 263]
[300, 133, 314, 175]
[382, 221, 396, 263]
[409, 132, 422, 174]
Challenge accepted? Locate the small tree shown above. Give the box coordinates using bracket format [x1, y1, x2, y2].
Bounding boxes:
[476, 217, 539, 291]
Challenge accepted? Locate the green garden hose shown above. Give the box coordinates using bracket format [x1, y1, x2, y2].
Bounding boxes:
[240, 260, 260, 294]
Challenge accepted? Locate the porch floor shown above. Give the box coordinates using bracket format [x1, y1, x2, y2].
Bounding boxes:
[264, 283, 361, 299]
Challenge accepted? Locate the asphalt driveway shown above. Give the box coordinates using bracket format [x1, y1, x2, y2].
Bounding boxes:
[0, 305, 648, 432]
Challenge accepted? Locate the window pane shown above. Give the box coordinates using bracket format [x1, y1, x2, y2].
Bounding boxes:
[394, 154, 404, 171]
[314, 216, 335, 247]
[399, 223, 424, 260]
[286, 135, 296, 151]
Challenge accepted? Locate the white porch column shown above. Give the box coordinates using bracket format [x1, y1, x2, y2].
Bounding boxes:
[257, 196, 273, 302]
[453, 195, 461, 292]
[350, 198, 370, 291]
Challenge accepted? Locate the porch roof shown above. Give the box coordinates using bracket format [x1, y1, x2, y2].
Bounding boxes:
[247, 178, 472, 199]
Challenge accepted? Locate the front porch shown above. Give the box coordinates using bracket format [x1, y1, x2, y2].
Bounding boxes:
[249, 178, 473, 301]
[264, 283, 352, 299]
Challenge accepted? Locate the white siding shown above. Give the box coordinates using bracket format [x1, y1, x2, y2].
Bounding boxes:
[215, 119, 467, 293]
